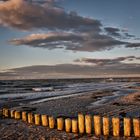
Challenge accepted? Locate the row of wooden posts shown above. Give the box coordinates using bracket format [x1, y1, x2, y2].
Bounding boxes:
[2, 108, 140, 137]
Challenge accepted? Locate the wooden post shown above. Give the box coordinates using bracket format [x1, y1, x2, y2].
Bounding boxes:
[57, 118, 64, 131]
[15, 111, 21, 119]
[10, 110, 15, 118]
[0, 109, 2, 117]
[65, 118, 72, 133]
[2, 108, 5, 116]
[124, 117, 131, 137]
[72, 119, 78, 133]
[94, 115, 101, 136]
[41, 115, 48, 126]
[112, 117, 120, 137]
[28, 113, 34, 124]
[22, 112, 27, 122]
[78, 113, 85, 134]
[4, 108, 9, 118]
[34, 114, 41, 125]
[133, 118, 140, 137]
[85, 115, 92, 134]
[103, 117, 109, 136]
[49, 116, 55, 129]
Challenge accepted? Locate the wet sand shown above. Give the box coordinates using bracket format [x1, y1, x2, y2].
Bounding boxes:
[11, 90, 116, 117]
[11, 87, 140, 118]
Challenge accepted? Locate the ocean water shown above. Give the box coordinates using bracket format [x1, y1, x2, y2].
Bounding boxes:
[0, 78, 139, 106]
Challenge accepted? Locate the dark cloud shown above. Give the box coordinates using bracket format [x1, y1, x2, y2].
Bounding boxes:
[0, 0, 101, 31]
[0, 62, 140, 79]
[124, 32, 135, 38]
[10, 32, 126, 52]
[75, 56, 140, 66]
[105, 27, 136, 40]
[126, 43, 140, 48]
[104, 27, 121, 37]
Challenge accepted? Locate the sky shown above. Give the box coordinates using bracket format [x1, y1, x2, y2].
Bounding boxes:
[0, 0, 140, 79]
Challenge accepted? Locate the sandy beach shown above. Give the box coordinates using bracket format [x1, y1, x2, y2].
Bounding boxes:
[0, 79, 140, 139]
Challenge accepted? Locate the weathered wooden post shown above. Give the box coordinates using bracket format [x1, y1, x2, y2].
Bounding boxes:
[0, 109, 2, 117]
[124, 117, 131, 137]
[2, 108, 5, 116]
[72, 119, 78, 133]
[65, 118, 72, 133]
[28, 113, 34, 124]
[78, 113, 85, 134]
[49, 116, 55, 129]
[41, 115, 48, 126]
[34, 114, 41, 125]
[103, 116, 109, 136]
[112, 117, 120, 137]
[4, 108, 9, 118]
[133, 118, 140, 137]
[85, 115, 92, 134]
[94, 115, 101, 136]
[57, 118, 64, 131]
[22, 111, 27, 122]
[10, 110, 15, 118]
[15, 111, 21, 119]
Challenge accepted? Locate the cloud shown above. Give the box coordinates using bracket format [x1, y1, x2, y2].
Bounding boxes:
[10, 32, 84, 49]
[124, 32, 135, 38]
[104, 27, 121, 37]
[10, 32, 126, 52]
[0, 0, 101, 30]
[74, 56, 140, 66]
[1, 0, 140, 52]
[0, 62, 140, 79]
[104, 27, 136, 39]
[126, 43, 140, 48]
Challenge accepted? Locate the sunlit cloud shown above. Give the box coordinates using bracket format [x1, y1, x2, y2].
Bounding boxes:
[10, 32, 127, 52]
[0, 0, 139, 52]
[0, 0, 101, 31]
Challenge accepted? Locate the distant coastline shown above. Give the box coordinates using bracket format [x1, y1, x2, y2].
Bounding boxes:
[0, 76, 140, 81]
